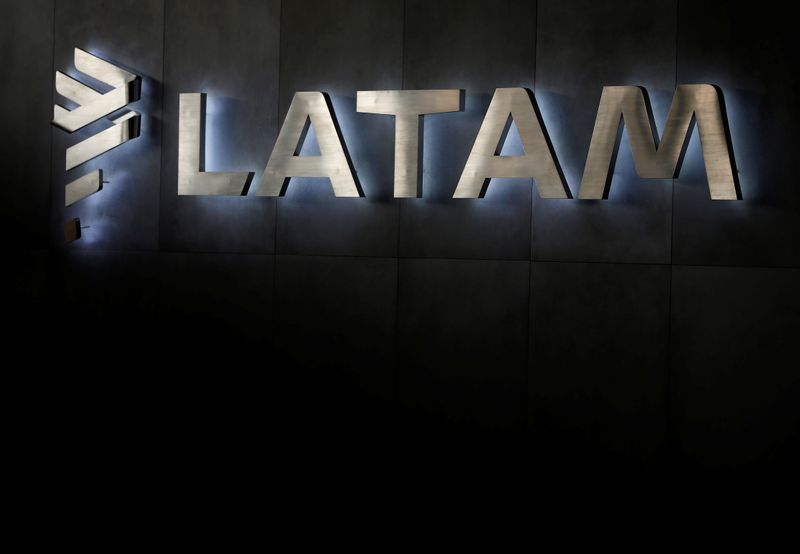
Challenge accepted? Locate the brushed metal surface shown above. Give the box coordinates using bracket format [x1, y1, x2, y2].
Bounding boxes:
[357, 89, 462, 197]
[53, 104, 69, 120]
[258, 91, 360, 197]
[52, 48, 139, 133]
[177, 93, 253, 195]
[454, 88, 569, 199]
[55, 71, 102, 105]
[53, 83, 130, 133]
[73, 47, 136, 88]
[578, 84, 738, 200]
[66, 111, 140, 170]
[65, 170, 102, 207]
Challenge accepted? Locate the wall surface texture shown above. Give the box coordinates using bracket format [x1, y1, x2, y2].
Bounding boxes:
[3, 0, 798, 489]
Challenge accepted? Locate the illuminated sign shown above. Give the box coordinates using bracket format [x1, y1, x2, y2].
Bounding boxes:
[181, 86, 738, 201]
[53, 48, 740, 242]
[52, 48, 141, 241]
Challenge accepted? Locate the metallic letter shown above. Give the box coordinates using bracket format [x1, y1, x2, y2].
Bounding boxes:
[66, 111, 140, 170]
[578, 85, 738, 200]
[52, 48, 140, 133]
[454, 88, 569, 199]
[258, 92, 360, 197]
[178, 93, 253, 196]
[356, 89, 462, 197]
[65, 170, 102, 207]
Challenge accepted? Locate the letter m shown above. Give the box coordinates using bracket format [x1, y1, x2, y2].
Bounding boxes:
[578, 85, 739, 200]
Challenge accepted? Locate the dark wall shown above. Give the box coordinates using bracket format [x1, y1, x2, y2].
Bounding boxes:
[4, 0, 799, 490]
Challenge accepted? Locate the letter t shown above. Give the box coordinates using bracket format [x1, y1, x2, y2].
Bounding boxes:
[357, 90, 462, 197]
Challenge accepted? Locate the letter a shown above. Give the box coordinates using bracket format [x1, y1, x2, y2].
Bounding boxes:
[258, 92, 360, 197]
[453, 88, 569, 199]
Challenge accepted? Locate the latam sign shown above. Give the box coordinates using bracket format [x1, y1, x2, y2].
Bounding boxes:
[53, 50, 739, 240]
[178, 86, 738, 201]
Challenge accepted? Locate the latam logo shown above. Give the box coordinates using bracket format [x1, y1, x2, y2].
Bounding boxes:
[53, 49, 740, 243]
[51, 48, 141, 242]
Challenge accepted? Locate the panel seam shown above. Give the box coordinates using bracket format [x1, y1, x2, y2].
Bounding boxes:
[49, 0, 57, 248]
[665, 0, 680, 482]
[272, 0, 284, 342]
[158, 0, 167, 252]
[393, 0, 407, 450]
[526, 0, 540, 467]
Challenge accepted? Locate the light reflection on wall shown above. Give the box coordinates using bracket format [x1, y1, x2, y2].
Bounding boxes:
[533, 91, 580, 199]
[204, 94, 259, 190]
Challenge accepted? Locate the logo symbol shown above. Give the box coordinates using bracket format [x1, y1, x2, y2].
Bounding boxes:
[52, 48, 141, 242]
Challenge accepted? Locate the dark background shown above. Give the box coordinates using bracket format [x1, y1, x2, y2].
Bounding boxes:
[3, 0, 799, 492]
